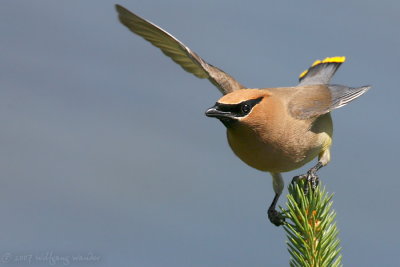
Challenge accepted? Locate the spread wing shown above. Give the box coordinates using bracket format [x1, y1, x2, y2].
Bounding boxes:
[289, 84, 371, 120]
[115, 4, 245, 95]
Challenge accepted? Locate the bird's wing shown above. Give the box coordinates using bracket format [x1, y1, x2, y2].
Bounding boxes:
[115, 5, 245, 95]
[289, 84, 371, 120]
[297, 57, 346, 86]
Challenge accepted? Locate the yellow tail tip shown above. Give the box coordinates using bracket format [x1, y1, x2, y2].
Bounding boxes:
[299, 56, 346, 79]
[299, 69, 309, 79]
[312, 56, 346, 66]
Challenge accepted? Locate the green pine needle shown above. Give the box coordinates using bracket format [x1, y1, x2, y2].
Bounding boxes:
[281, 180, 342, 267]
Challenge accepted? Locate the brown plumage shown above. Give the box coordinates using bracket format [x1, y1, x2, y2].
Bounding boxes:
[115, 5, 370, 226]
[218, 88, 332, 173]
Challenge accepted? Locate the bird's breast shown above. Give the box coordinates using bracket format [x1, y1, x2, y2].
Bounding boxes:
[226, 114, 332, 173]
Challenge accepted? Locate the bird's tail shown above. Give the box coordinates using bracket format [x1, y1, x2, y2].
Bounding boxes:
[298, 56, 346, 86]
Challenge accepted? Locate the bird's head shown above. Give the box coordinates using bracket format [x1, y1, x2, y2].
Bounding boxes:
[205, 89, 269, 128]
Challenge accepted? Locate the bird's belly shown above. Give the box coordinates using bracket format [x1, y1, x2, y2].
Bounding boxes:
[226, 124, 331, 173]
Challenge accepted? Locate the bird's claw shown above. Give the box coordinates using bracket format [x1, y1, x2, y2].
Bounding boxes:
[291, 174, 306, 185]
[291, 171, 319, 194]
[306, 171, 319, 188]
[268, 208, 285, 226]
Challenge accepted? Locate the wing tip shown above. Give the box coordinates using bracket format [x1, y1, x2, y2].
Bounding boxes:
[115, 4, 124, 12]
[115, 4, 122, 13]
[115, 4, 133, 20]
[359, 85, 372, 92]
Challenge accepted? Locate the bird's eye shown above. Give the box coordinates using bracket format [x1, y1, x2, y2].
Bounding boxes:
[241, 104, 251, 114]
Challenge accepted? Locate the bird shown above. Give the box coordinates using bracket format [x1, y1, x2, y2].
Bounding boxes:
[115, 4, 370, 226]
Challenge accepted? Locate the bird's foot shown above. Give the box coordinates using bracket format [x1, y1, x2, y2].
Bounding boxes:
[291, 174, 307, 185]
[291, 171, 319, 195]
[268, 208, 285, 226]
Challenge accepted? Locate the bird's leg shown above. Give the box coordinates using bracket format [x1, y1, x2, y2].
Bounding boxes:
[292, 149, 330, 194]
[291, 161, 323, 194]
[268, 173, 285, 226]
[268, 193, 285, 226]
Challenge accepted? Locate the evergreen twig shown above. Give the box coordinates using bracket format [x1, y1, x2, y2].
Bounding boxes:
[281, 180, 342, 267]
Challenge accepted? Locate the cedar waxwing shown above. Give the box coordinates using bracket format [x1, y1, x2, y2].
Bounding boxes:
[115, 5, 370, 226]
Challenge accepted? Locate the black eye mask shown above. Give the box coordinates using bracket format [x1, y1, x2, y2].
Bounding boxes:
[216, 96, 264, 117]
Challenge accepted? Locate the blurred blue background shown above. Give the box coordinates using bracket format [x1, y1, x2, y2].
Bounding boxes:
[1, 0, 399, 266]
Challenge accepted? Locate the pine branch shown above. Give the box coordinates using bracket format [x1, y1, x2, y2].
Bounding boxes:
[281, 180, 342, 267]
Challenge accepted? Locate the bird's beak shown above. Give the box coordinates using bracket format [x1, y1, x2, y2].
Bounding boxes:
[205, 106, 233, 119]
[205, 104, 237, 128]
